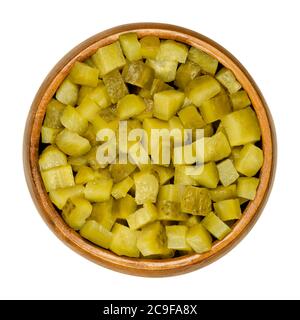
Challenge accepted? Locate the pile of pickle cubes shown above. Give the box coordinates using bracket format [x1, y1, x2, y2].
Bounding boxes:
[39, 32, 263, 258]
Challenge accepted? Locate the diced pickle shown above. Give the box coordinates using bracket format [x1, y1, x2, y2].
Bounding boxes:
[86, 83, 111, 109]
[235, 143, 263, 177]
[181, 186, 212, 215]
[175, 61, 201, 89]
[230, 90, 251, 110]
[122, 60, 154, 89]
[185, 75, 221, 107]
[134, 171, 159, 205]
[168, 116, 189, 144]
[137, 221, 168, 256]
[217, 159, 239, 187]
[84, 178, 113, 203]
[191, 162, 219, 189]
[153, 90, 185, 121]
[41, 127, 61, 144]
[112, 194, 137, 219]
[166, 225, 191, 250]
[74, 166, 96, 184]
[186, 224, 212, 253]
[127, 202, 158, 230]
[41, 165, 74, 192]
[156, 40, 188, 63]
[117, 94, 146, 120]
[150, 78, 173, 96]
[237, 177, 259, 200]
[62, 196, 92, 230]
[109, 163, 136, 183]
[178, 105, 206, 129]
[89, 198, 116, 230]
[43, 99, 65, 129]
[56, 78, 78, 106]
[214, 199, 241, 221]
[152, 165, 174, 185]
[119, 33, 142, 61]
[146, 59, 178, 83]
[111, 176, 134, 199]
[80, 220, 112, 249]
[209, 184, 237, 202]
[202, 212, 231, 240]
[69, 61, 99, 87]
[49, 185, 84, 210]
[188, 47, 218, 75]
[56, 129, 91, 157]
[222, 107, 261, 146]
[77, 86, 94, 105]
[76, 98, 100, 122]
[199, 94, 232, 123]
[174, 165, 198, 186]
[60, 105, 88, 135]
[92, 41, 126, 76]
[39, 145, 67, 171]
[216, 68, 242, 94]
[103, 70, 128, 103]
[110, 223, 140, 257]
[140, 36, 160, 59]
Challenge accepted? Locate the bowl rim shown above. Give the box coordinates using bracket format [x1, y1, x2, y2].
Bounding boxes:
[23, 22, 277, 277]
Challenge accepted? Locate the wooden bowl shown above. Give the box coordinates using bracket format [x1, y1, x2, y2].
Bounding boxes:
[23, 23, 276, 277]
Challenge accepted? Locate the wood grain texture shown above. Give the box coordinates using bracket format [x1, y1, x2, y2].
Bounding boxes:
[23, 23, 276, 277]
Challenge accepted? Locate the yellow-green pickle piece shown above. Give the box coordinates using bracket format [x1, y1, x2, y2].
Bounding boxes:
[166, 225, 191, 251]
[140, 35, 160, 59]
[110, 223, 140, 257]
[209, 184, 237, 202]
[56, 78, 78, 106]
[202, 212, 231, 240]
[119, 33, 142, 61]
[127, 202, 158, 230]
[60, 105, 88, 135]
[43, 99, 65, 129]
[49, 185, 84, 210]
[230, 90, 251, 110]
[62, 197, 92, 230]
[84, 179, 113, 203]
[188, 47, 218, 75]
[216, 68, 242, 94]
[122, 60, 154, 89]
[214, 199, 241, 221]
[186, 224, 212, 253]
[112, 194, 137, 220]
[89, 198, 116, 230]
[41, 165, 74, 192]
[69, 61, 99, 87]
[237, 177, 260, 200]
[217, 159, 239, 187]
[80, 220, 112, 249]
[181, 186, 212, 215]
[134, 171, 159, 205]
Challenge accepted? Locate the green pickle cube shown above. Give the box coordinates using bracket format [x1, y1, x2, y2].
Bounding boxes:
[117, 94, 146, 120]
[166, 225, 191, 250]
[178, 105, 206, 129]
[156, 40, 188, 63]
[69, 61, 99, 87]
[202, 212, 231, 240]
[89, 198, 116, 230]
[127, 202, 158, 230]
[140, 35, 160, 59]
[80, 220, 112, 249]
[214, 199, 241, 221]
[181, 186, 212, 215]
[230, 90, 251, 110]
[217, 159, 239, 187]
[186, 224, 212, 253]
[237, 177, 260, 200]
[188, 47, 218, 75]
[56, 78, 78, 106]
[112, 194, 137, 220]
[103, 70, 128, 104]
[175, 61, 201, 89]
[122, 60, 154, 89]
[84, 179, 113, 202]
[209, 184, 237, 202]
[41, 165, 74, 192]
[119, 33, 142, 61]
[216, 67, 242, 94]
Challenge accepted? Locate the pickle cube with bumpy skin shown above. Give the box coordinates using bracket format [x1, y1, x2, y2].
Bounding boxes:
[222, 107, 261, 146]
[109, 163, 137, 183]
[140, 35, 160, 59]
[134, 171, 159, 205]
[199, 94, 232, 123]
[84, 179, 113, 203]
[39, 145, 67, 171]
[237, 177, 260, 200]
[235, 143, 263, 177]
[175, 61, 201, 90]
[43, 99, 65, 129]
[188, 47, 218, 75]
[156, 40, 188, 63]
[127, 201, 158, 230]
[185, 75, 221, 107]
[41, 165, 75, 192]
[153, 90, 185, 121]
[166, 225, 191, 251]
[137, 221, 168, 256]
[49, 185, 84, 210]
[122, 60, 154, 89]
[178, 105, 206, 129]
[111, 176, 134, 199]
[92, 41, 126, 76]
[112, 194, 137, 220]
[146, 59, 178, 83]
[216, 67, 242, 94]
[119, 33, 142, 61]
[89, 198, 116, 231]
[56, 78, 78, 106]
[202, 212, 231, 240]
[117, 94, 146, 120]
[214, 199, 241, 221]
[181, 186, 212, 216]
[217, 159, 239, 187]
[103, 70, 128, 104]
[186, 224, 212, 253]
[69, 61, 99, 87]
[230, 90, 251, 110]
[110, 223, 140, 257]
[60, 105, 88, 135]
[56, 129, 91, 157]
[209, 184, 237, 202]
[80, 220, 112, 249]
[62, 196, 92, 230]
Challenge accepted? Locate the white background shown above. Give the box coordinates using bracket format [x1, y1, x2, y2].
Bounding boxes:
[0, 0, 299, 300]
